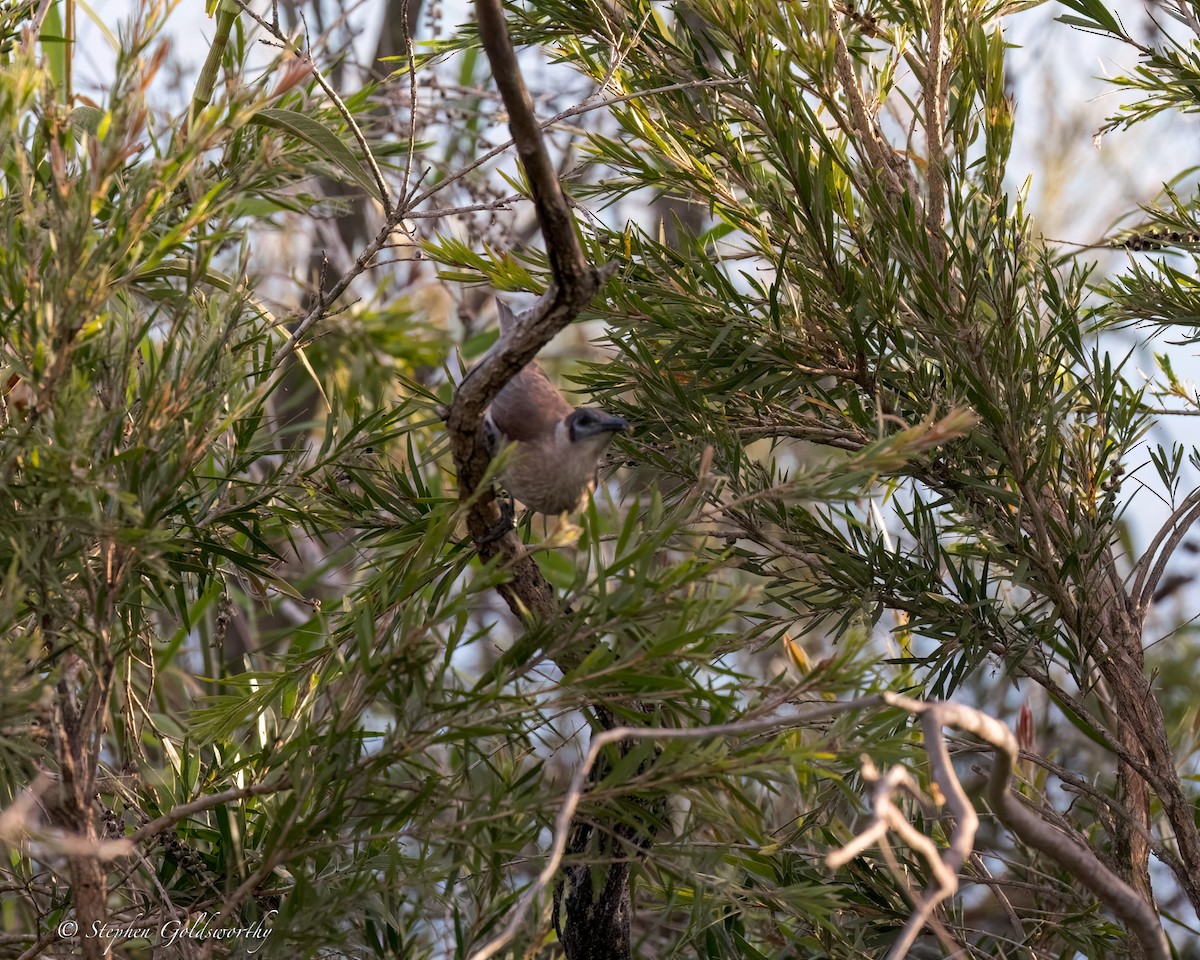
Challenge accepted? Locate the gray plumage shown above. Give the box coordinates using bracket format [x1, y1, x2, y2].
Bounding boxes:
[482, 301, 629, 515]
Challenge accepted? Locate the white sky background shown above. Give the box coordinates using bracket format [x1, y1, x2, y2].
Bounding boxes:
[71, 0, 1200, 620]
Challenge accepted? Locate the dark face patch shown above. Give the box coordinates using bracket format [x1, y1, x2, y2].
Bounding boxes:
[568, 408, 630, 443]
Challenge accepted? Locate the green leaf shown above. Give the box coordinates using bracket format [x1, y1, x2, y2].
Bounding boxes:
[249, 107, 385, 205]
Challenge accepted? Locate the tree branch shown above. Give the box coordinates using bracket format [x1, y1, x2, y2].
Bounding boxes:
[923, 0, 948, 268]
[126, 780, 292, 844]
[832, 20, 921, 213]
[475, 0, 588, 289]
[1130, 488, 1200, 615]
[446, 0, 615, 622]
[865, 694, 1171, 960]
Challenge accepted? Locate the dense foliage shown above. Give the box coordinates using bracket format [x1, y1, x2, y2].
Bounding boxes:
[2, 0, 1200, 957]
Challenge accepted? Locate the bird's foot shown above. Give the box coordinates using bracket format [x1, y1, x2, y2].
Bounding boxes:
[476, 495, 516, 547]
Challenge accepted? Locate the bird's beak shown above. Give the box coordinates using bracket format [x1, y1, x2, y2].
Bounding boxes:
[602, 414, 632, 435]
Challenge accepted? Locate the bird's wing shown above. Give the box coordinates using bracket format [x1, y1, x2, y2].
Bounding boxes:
[487, 362, 573, 443]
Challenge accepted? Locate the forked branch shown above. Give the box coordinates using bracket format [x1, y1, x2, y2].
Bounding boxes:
[830, 693, 1169, 960]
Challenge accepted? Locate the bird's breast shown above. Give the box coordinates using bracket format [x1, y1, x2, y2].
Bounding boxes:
[500, 435, 600, 515]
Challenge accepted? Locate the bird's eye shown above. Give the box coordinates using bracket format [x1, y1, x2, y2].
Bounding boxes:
[577, 411, 594, 425]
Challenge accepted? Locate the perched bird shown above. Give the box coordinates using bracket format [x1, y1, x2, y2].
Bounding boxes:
[482, 301, 630, 516]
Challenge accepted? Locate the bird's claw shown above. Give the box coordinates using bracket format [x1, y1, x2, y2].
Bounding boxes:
[476, 493, 516, 547]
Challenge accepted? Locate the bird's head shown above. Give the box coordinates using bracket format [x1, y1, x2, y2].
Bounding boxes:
[565, 408, 631, 446]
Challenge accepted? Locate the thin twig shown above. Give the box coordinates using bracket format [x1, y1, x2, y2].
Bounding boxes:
[968, 851, 1025, 942]
[407, 78, 742, 211]
[736, 421, 868, 450]
[260, 70, 731, 405]
[883, 694, 1169, 960]
[992, 649, 1164, 796]
[1173, 0, 1200, 36]
[306, 54, 394, 220]
[19, 0, 56, 53]
[126, 780, 292, 844]
[403, 195, 521, 219]
[399, 0, 419, 206]
[1009, 745, 1180, 873]
[263, 208, 401, 386]
[233, 0, 393, 220]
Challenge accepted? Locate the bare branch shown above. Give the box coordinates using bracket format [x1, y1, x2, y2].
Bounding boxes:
[860, 694, 1171, 960]
[827, 716, 978, 960]
[475, 0, 588, 289]
[923, 0, 948, 267]
[968, 851, 1025, 942]
[126, 780, 292, 844]
[225, 0, 393, 219]
[306, 54, 394, 221]
[832, 21, 921, 212]
[1010, 745, 1181, 875]
[262, 74, 734, 387]
[444, 0, 620, 621]
[19, 0, 56, 53]
[407, 78, 742, 212]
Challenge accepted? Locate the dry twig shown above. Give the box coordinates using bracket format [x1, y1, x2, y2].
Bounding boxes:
[830, 694, 1170, 960]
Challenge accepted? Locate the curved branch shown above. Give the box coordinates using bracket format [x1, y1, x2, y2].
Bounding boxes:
[126, 780, 292, 844]
[447, 0, 615, 621]
[882, 693, 1169, 960]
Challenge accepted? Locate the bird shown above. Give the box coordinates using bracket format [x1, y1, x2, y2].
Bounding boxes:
[482, 300, 630, 517]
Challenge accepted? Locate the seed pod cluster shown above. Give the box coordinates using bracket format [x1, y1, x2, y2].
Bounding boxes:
[1114, 228, 1200, 251]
